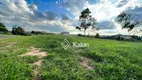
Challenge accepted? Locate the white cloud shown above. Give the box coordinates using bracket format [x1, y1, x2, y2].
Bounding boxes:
[85, 0, 142, 35]
[58, 0, 88, 16]
[0, 0, 75, 33]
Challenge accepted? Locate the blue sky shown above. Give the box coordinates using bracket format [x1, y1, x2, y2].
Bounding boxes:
[26, 0, 73, 17]
[0, 0, 142, 35]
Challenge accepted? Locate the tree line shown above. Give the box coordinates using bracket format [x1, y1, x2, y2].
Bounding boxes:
[0, 23, 54, 35]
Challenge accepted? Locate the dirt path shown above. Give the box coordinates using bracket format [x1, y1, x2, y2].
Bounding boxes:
[20, 46, 47, 80]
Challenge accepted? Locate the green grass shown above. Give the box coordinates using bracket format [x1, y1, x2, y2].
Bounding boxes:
[0, 34, 142, 80]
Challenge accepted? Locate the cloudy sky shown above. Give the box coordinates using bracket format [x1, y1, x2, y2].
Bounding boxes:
[0, 0, 142, 35]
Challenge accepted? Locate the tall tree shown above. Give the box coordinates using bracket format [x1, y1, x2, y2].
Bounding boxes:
[116, 12, 141, 32]
[76, 8, 97, 36]
[0, 22, 8, 33]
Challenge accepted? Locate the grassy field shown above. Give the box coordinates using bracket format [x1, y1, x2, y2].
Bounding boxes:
[0, 34, 142, 80]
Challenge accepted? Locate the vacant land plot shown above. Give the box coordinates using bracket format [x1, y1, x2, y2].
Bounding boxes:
[0, 35, 142, 80]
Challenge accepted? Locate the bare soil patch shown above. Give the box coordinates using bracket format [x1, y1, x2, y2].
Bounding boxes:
[20, 46, 47, 57]
[33, 60, 43, 66]
[80, 56, 93, 70]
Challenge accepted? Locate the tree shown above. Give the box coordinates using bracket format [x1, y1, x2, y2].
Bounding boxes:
[31, 31, 35, 34]
[76, 8, 97, 36]
[0, 22, 8, 33]
[12, 25, 25, 35]
[95, 33, 100, 38]
[116, 12, 141, 32]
